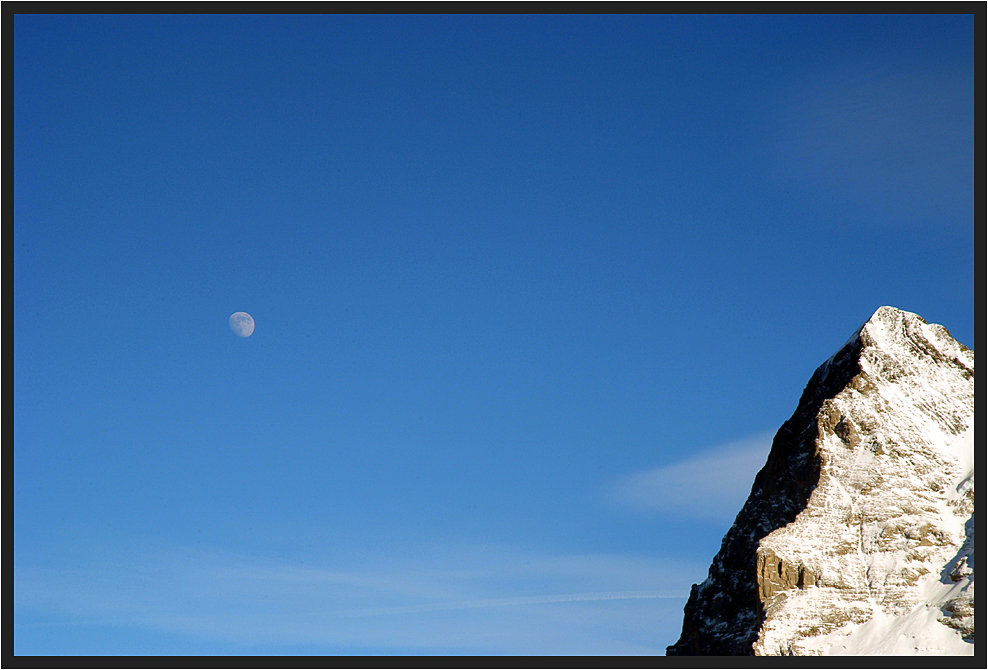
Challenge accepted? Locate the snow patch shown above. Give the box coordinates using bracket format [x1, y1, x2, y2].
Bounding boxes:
[802, 601, 974, 655]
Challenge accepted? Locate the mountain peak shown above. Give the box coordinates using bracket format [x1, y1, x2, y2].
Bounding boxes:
[859, 305, 972, 365]
[667, 308, 974, 656]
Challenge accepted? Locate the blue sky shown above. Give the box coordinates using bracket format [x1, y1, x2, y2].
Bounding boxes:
[14, 14, 974, 655]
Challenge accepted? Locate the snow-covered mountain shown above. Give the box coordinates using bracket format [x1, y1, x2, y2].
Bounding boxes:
[667, 306, 975, 656]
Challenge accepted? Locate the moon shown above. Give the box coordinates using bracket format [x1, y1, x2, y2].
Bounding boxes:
[229, 312, 255, 338]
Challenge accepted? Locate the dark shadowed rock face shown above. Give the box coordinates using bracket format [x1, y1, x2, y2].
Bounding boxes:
[667, 307, 974, 656]
[666, 334, 863, 655]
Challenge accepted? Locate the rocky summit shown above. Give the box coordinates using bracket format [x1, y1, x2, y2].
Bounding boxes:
[667, 306, 975, 656]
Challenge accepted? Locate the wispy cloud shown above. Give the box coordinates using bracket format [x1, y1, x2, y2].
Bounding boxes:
[606, 433, 773, 521]
[764, 65, 973, 225]
[15, 539, 696, 654]
[334, 590, 682, 619]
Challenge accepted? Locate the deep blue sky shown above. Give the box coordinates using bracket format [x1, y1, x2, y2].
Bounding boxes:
[14, 14, 974, 655]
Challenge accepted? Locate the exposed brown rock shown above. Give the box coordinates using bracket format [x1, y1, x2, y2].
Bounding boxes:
[667, 307, 974, 656]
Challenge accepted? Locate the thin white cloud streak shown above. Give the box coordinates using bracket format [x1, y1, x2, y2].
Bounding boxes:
[15, 540, 696, 654]
[342, 590, 684, 617]
[14, 590, 684, 628]
[606, 432, 773, 521]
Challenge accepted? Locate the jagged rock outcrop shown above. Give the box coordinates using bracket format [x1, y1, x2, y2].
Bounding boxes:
[667, 307, 975, 656]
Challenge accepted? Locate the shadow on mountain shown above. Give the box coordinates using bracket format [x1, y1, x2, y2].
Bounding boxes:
[667, 336, 864, 655]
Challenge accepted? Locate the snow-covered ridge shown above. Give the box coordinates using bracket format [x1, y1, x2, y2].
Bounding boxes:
[668, 306, 974, 656]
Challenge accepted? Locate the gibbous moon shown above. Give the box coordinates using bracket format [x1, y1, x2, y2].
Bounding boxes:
[229, 312, 255, 338]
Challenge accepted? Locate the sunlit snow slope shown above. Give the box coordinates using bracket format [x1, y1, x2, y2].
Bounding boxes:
[668, 307, 974, 656]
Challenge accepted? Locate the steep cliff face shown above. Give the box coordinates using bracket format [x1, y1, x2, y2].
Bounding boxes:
[667, 307, 975, 656]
